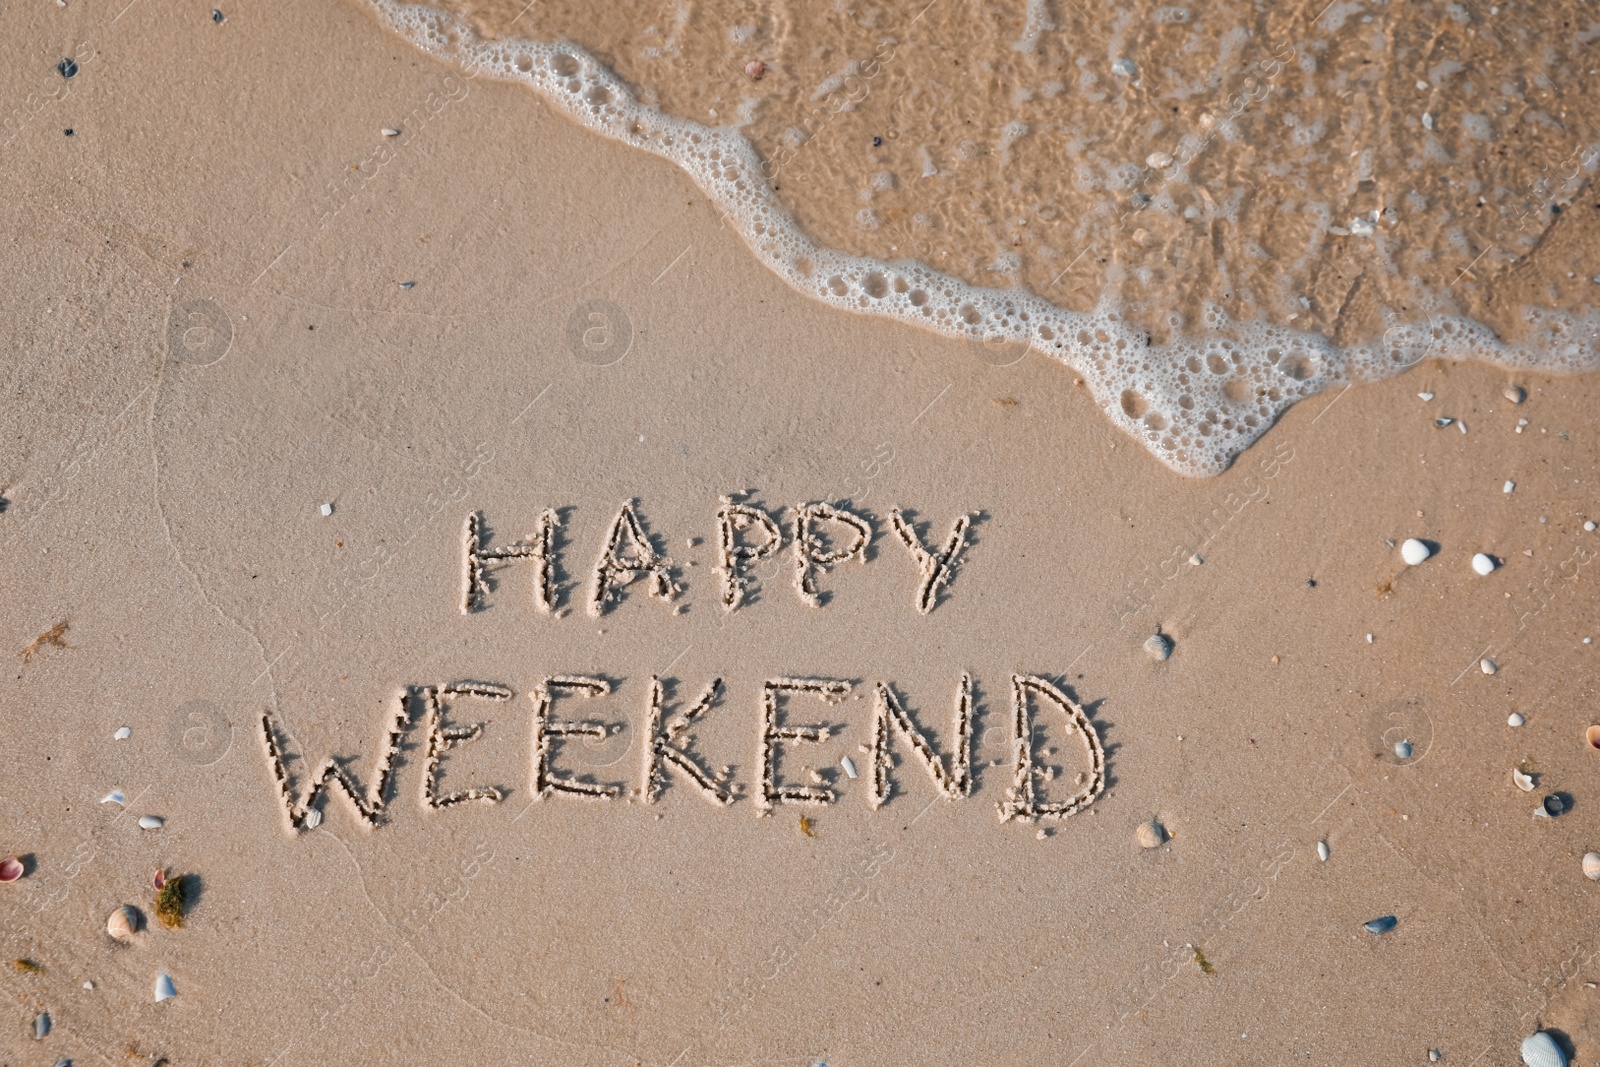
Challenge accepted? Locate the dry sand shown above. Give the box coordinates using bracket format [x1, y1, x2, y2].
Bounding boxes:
[1, 0, 1598, 1063]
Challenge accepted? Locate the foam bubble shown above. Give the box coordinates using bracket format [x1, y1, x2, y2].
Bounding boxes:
[365, 0, 1600, 477]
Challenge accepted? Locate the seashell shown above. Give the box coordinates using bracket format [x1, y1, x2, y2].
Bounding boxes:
[152, 869, 165, 890]
[1434, 417, 1453, 428]
[839, 755, 858, 779]
[100, 790, 126, 806]
[154, 972, 177, 1002]
[1317, 841, 1330, 862]
[1471, 552, 1497, 576]
[1582, 852, 1600, 881]
[1135, 819, 1166, 849]
[1481, 658, 1497, 675]
[0, 857, 24, 883]
[303, 808, 323, 829]
[1521, 1031, 1567, 1067]
[1144, 633, 1173, 661]
[106, 904, 139, 939]
[1508, 713, 1525, 727]
[113, 726, 131, 740]
[1394, 740, 1413, 760]
[1504, 385, 1526, 404]
[137, 815, 163, 830]
[1586, 725, 1600, 750]
[32, 1011, 49, 1039]
[1363, 915, 1398, 934]
[1513, 769, 1535, 792]
[1400, 538, 1431, 565]
[1542, 794, 1567, 817]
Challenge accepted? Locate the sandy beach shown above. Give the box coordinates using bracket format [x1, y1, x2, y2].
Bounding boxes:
[2, 0, 1599, 1063]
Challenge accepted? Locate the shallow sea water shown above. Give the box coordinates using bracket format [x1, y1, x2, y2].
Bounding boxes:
[365, 0, 1600, 473]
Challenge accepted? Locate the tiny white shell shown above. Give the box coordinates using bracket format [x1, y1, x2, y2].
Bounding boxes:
[839, 755, 858, 779]
[1582, 852, 1600, 881]
[113, 726, 131, 740]
[304, 808, 323, 829]
[154, 973, 177, 1002]
[1135, 819, 1166, 849]
[1472, 553, 1497, 576]
[1145, 151, 1174, 169]
[1520, 1031, 1567, 1067]
[1316, 840, 1330, 861]
[101, 790, 126, 806]
[1144, 633, 1173, 660]
[137, 815, 164, 830]
[1481, 658, 1497, 675]
[1400, 538, 1431, 565]
[1513, 769, 1535, 792]
[106, 904, 138, 939]
[1508, 713, 1525, 727]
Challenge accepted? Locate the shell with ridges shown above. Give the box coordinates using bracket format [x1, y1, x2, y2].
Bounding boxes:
[1521, 1031, 1567, 1067]
[1583, 852, 1600, 881]
[107, 904, 139, 939]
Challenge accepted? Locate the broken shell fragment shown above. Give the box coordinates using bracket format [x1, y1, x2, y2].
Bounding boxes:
[154, 972, 177, 1002]
[113, 726, 131, 740]
[1135, 819, 1166, 849]
[1316, 840, 1330, 862]
[1400, 538, 1431, 565]
[1521, 1031, 1567, 1067]
[101, 790, 126, 806]
[1586, 725, 1600, 750]
[1582, 852, 1600, 881]
[1363, 915, 1398, 934]
[1513, 769, 1535, 792]
[1394, 740, 1413, 760]
[0, 857, 23, 883]
[32, 1012, 49, 1040]
[137, 815, 164, 830]
[107, 904, 139, 939]
[1144, 633, 1173, 661]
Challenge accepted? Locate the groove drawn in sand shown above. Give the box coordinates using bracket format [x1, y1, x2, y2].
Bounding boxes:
[758, 678, 851, 813]
[889, 507, 973, 615]
[589, 500, 677, 616]
[261, 691, 411, 831]
[462, 509, 559, 614]
[421, 683, 509, 808]
[870, 674, 974, 807]
[530, 675, 622, 799]
[641, 676, 735, 805]
[716, 497, 784, 611]
[999, 675, 1105, 822]
[791, 502, 872, 608]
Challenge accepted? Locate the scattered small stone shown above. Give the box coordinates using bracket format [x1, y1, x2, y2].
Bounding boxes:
[1144, 633, 1173, 661]
[33, 1012, 49, 1040]
[1350, 217, 1376, 236]
[154, 973, 177, 1003]
[1435, 417, 1453, 428]
[1508, 713, 1525, 727]
[212, 8, 223, 21]
[1418, 392, 1435, 401]
[320, 502, 333, 517]
[1035, 828, 1051, 840]
[1458, 420, 1468, 434]
[1586, 520, 1597, 532]
[1317, 840, 1330, 861]
[744, 60, 765, 80]
[137, 815, 163, 830]
[1135, 819, 1166, 848]
[113, 726, 131, 740]
[1480, 658, 1497, 675]
[1503, 385, 1525, 404]
[1146, 151, 1174, 169]
[57, 58, 77, 79]
[1429, 1051, 1441, 1063]
[382, 128, 400, 137]
[1111, 57, 1137, 77]
[1363, 915, 1398, 934]
[840, 755, 858, 779]
[400, 280, 416, 289]
[1394, 740, 1413, 759]
[1400, 538, 1431, 565]
[1504, 480, 1515, 494]
[1540, 794, 1567, 818]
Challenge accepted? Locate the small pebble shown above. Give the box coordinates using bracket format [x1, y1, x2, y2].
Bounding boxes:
[1586, 521, 1597, 532]
[1135, 819, 1166, 848]
[57, 58, 77, 79]
[1541, 794, 1567, 818]
[1317, 840, 1330, 861]
[1363, 915, 1398, 934]
[154, 973, 177, 1002]
[1144, 633, 1173, 661]
[212, 8, 224, 21]
[1394, 740, 1413, 759]
[1508, 713, 1525, 727]
[400, 280, 416, 289]
[1480, 658, 1497, 675]
[1400, 538, 1431, 565]
[1417, 392, 1434, 401]
[137, 815, 164, 830]
[1504, 481, 1515, 493]
[1146, 151, 1174, 169]
[319, 502, 333, 517]
[744, 60, 765, 80]
[113, 726, 132, 740]
[1503, 385, 1525, 404]
[1111, 57, 1137, 77]
[1429, 1050, 1441, 1063]
[1188, 553, 1203, 566]
[1458, 421, 1468, 434]
[1350, 217, 1376, 236]
[1435, 417, 1453, 428]
[382, 128, 400, 137]
[33, 1012, 49, 1039]
[839, 755, 858, 779]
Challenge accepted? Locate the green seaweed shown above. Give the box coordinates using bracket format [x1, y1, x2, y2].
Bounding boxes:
[154, 875, 188, 929]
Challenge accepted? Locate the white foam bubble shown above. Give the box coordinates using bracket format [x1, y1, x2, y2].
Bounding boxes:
[364, 0, 1600, 476]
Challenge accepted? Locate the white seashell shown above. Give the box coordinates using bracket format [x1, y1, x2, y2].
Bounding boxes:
[1582, 852, 1600, 881]
[1135, 819, 1166, 849]
[32, 1012, 49, 1040]
[1400, 538, 1431, 565]
[1481, 658, 1497, 675]
[1317, 840, 1330, 861]
[1504, 480, 1515, 493]
[1513, 769, 1535, 792]
[1504, 385, 1526, 404]
[1417, 392, 1434, 401]
[1508, 713, 1525, 727]
[1472, 553, 1497, 576]
[106, 904, 139, 939]
[154, 973, 177, 1002]
[1144, 633, 1173, 660]
[1188, 553, 1203, 566]
[101, 790, 126, 806]
[839, 756, 858, 779]
[113, 726, 131, 740]
[137, 815, 164, 830]
[319, 502, 333, 516]
[1394, 740, 1412, 760]
[1145, 151, 1174, 169]
[1520, 1031, 1567, 1067]
[304, 808, 323, 829]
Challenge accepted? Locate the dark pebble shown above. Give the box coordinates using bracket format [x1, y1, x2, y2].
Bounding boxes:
[872, 135, 883, 146]
[1543, 794, 1566, 817]
[1363, 915, 1398, 934]
[57, 58, 78, 79]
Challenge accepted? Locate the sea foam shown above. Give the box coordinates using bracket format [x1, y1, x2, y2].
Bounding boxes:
[364, 0, 1600, 476]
